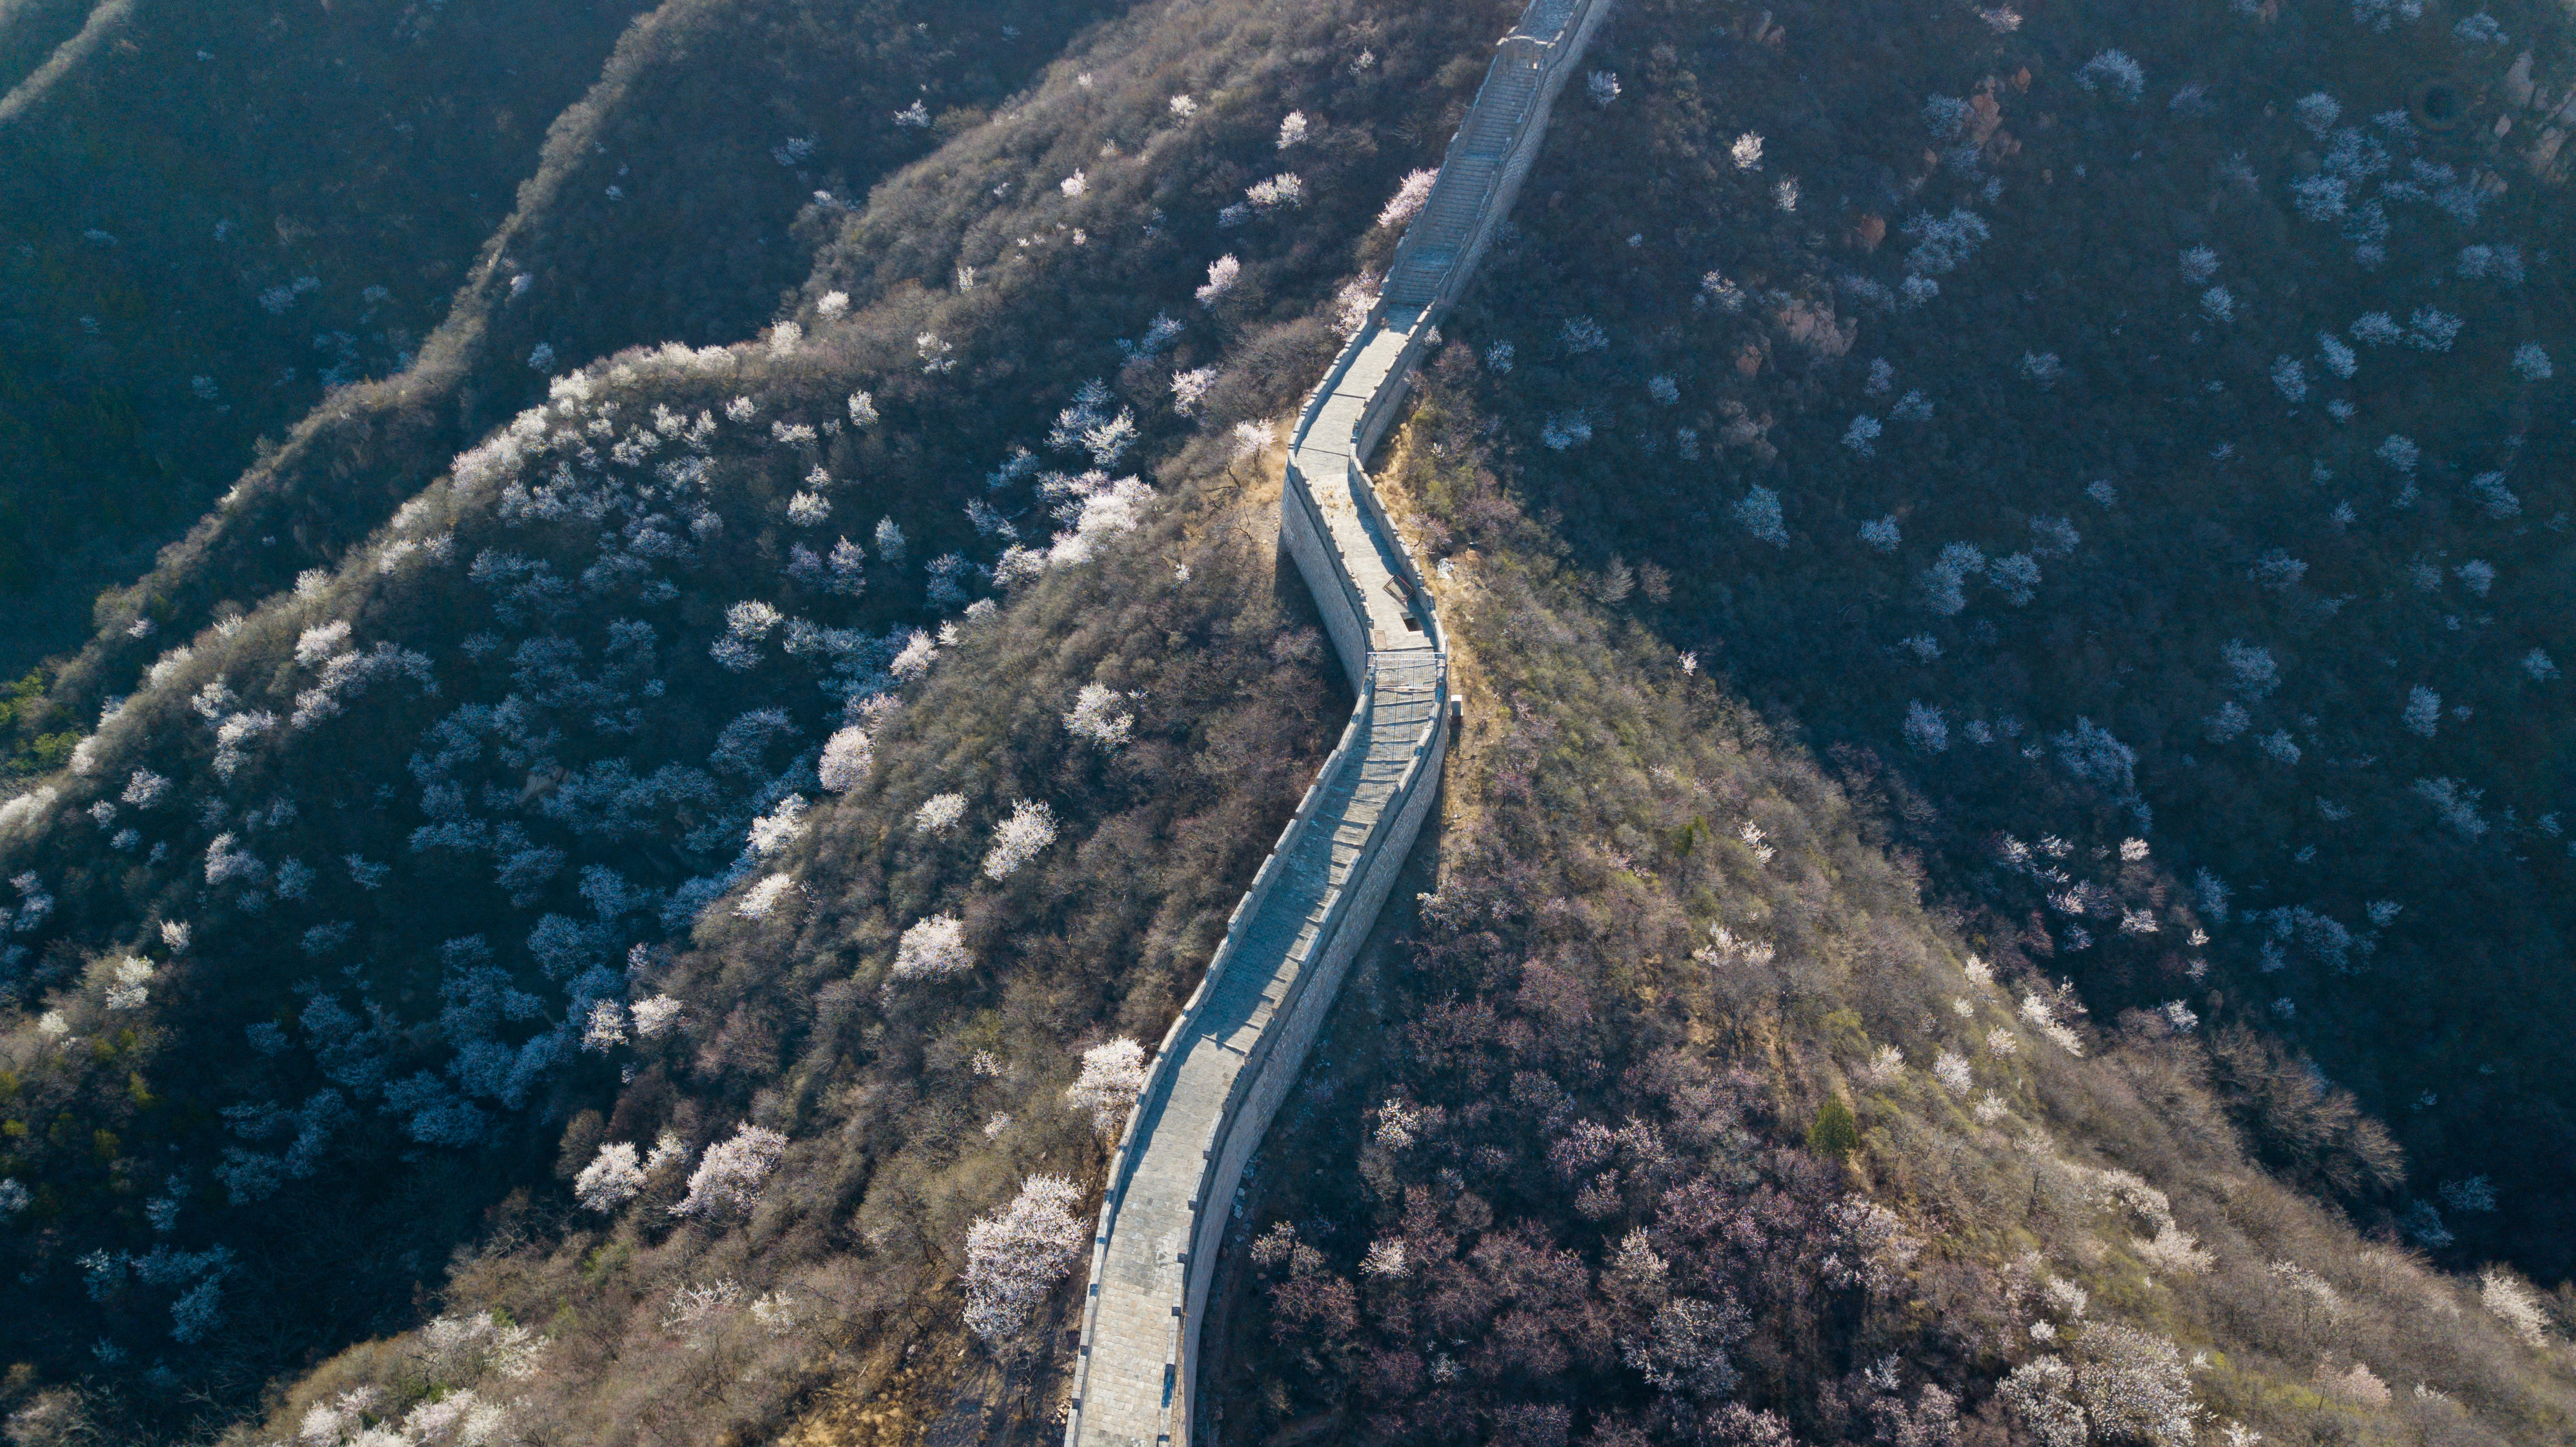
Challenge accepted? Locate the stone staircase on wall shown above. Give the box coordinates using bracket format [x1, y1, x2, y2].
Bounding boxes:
[1059, 3, 1605, 1444]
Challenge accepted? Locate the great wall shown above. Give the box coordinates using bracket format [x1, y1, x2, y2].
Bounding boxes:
[1059, 3, 1606, 1442]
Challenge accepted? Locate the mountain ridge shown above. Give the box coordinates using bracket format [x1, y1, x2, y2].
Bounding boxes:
[0, 0, 2571, 1443]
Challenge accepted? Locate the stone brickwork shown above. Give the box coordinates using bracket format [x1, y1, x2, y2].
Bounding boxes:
[1061, 5, 1601, 1443]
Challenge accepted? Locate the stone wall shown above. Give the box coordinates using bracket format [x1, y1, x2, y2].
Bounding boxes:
[1178, 679, 1448, 1406]
[1277, 456, 1369, 691]
[1062, 4, 1600, 1442]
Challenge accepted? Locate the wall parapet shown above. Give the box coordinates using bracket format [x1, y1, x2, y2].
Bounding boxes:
[1062, 3, 1600, 1442]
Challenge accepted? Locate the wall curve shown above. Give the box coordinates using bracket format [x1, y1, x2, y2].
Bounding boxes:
[1062, 5, 1602, 1443]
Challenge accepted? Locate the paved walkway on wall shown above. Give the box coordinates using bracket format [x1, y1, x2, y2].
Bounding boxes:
[1074, 323, 1439, 1446]
[1072, 669, 1434, 1447]
[1064, 3, 1600, 1442]
[1294, 307, 1440, 654]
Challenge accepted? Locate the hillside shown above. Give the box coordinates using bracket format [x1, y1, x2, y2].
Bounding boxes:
[1436, 0, 2576, 1278]
[0, 0, 1114, 687]
[0, 0, 653, 668]
[0, 0, 2572, 1443]
[1209, 354, 2576, 1447]
[0, 0, 1518, 1436]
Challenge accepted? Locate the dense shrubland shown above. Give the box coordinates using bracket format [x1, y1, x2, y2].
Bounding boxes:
[176, 463, 1343, 1447]
[1433, 0, 2576, 1277]
[1, 0, 1125, 769]
[0, 0, 654, 666]
[0, 0, 96, 90]
[0, 0, 1520, 1435]
[2, 0, 2570, 1441]
[1210, 370, 2576, 1446]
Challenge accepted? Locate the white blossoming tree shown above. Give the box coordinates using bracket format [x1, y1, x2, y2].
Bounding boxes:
[962, 1175, 1087, 1344]
[669, 1122, 788, 1218]
[981, 800, 1058, 880]
[1376, 168, 1438, 230]
[818, 725, 872, 792]
[1065, 1037, 1149, 1137]
[575, 1141, 646, 1211]
[1063, 683, 1134, 749]
[892, 912, 971, 980]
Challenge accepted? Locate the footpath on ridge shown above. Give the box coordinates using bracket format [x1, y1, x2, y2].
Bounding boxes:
[1060, 3, 1605, 1444]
